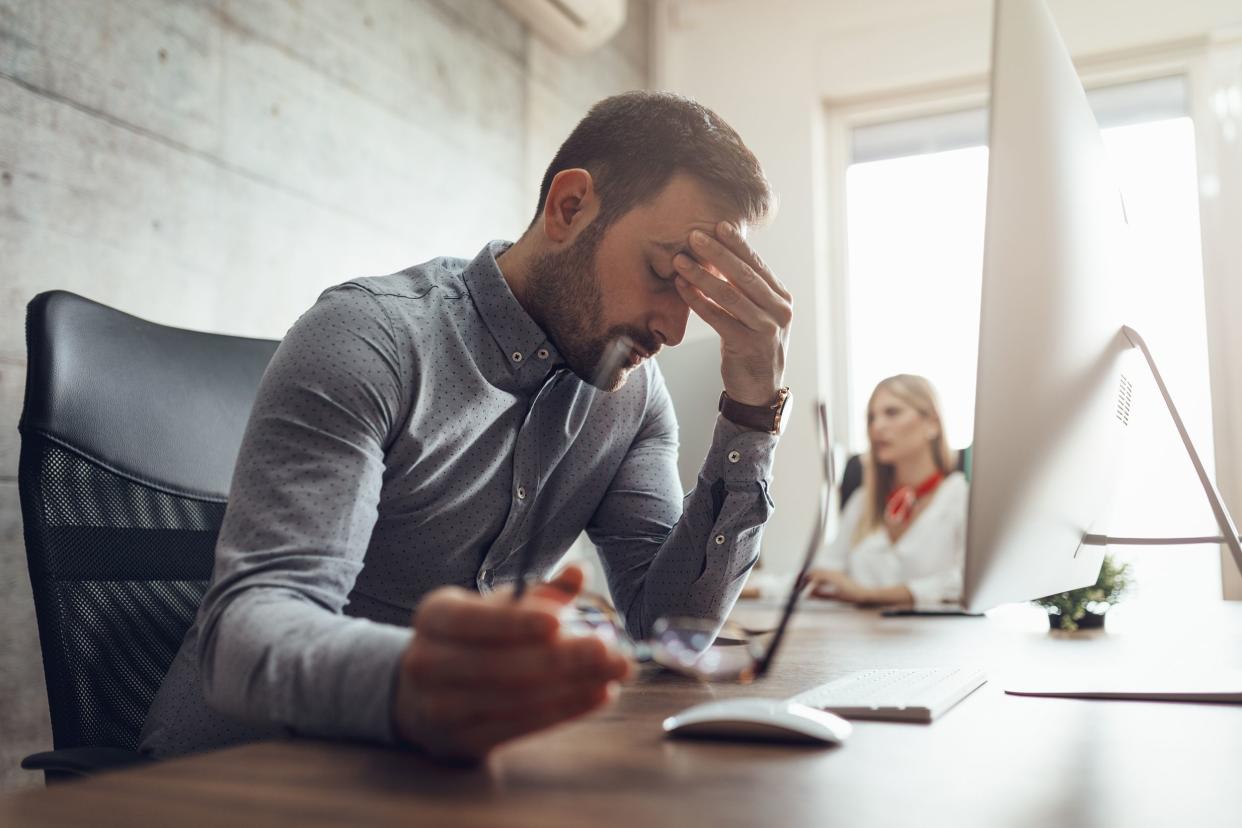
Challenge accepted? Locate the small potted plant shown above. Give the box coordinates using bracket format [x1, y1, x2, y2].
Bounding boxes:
[1034, 554, 1133, 631]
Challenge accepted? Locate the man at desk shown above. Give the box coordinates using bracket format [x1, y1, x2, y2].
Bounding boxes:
[140, 92, 794, 761]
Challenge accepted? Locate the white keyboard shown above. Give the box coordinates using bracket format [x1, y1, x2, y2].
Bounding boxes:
[790, 666, 987, 722]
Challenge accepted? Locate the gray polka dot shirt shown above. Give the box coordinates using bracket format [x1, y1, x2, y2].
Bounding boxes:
[139, 241, 780, 758]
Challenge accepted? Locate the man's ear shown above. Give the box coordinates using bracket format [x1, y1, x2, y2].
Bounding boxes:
[541, 168, 598, 245]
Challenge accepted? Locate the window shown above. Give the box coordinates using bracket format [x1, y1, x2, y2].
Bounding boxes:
[842, 76, 1221, 604]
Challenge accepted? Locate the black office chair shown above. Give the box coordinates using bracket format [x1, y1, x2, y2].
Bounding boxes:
[838, 445, 972, 510]
[18, 291, 278, 782]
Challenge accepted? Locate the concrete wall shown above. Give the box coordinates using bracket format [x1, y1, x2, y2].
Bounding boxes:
[0, 0, 648, 793]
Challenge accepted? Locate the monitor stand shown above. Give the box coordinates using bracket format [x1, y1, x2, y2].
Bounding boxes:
[1007, 325, 1242, 704]
[1080, 325, 1242, 569]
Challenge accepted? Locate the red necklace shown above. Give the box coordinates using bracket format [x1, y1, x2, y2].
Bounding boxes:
[884, 470, 945, 527]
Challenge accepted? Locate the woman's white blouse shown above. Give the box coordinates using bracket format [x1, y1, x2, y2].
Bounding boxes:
[819, 472, 969, 609]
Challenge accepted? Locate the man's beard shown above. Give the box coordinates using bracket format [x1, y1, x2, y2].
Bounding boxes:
[526, 222, 660, 391]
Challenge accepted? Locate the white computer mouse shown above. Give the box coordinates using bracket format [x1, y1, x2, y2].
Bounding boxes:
[662, 698, 853, 745]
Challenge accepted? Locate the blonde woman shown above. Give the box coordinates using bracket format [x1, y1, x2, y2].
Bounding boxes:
[805, 374, 967, 609]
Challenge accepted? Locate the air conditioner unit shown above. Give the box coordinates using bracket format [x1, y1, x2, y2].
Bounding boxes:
[498, 0, 627, 56]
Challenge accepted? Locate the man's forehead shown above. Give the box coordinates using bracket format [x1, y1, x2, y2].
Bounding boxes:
[635, 173, 745, 241]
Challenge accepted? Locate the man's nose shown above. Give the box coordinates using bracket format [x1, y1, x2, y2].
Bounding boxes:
[652, 297, 690, 348]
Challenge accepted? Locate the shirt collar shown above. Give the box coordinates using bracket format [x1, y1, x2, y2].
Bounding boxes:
[461, 240, 564, 392]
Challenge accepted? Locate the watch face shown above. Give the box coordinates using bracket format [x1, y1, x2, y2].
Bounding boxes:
[770, 389, 789, 436]
[771, 388, 790, 434]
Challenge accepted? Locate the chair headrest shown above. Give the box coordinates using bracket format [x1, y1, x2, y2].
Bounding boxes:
[20, 291, 280, 499]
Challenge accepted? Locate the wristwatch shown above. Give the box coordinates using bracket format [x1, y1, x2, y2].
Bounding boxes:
[718, 387, 791, 435]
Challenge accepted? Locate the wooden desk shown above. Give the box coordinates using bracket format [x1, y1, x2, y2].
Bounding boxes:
[5, 602, 1241, 827]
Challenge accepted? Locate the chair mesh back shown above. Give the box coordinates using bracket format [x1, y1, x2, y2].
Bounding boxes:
[21, 436, 222, 751]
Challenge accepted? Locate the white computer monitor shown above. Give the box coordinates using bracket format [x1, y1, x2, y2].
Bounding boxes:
[962, 0, 1139, 612]
[962, 0, 1241, 613]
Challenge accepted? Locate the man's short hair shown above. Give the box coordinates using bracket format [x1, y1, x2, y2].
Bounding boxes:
[534, 91, 773, 230]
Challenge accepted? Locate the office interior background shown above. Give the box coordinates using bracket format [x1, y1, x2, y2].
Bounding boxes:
[1, 0, 1240, 795]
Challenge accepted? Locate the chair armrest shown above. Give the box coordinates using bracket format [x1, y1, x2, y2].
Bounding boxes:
[21, 747, 150, 780]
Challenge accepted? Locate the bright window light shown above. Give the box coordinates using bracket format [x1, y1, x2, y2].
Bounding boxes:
[845, 144, 987, 451]
[843, 84, 1220, 604]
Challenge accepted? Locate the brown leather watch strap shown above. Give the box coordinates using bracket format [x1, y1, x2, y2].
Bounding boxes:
[718, 387, 791, 434]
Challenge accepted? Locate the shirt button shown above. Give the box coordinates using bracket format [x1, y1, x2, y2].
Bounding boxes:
[516, 486, 527, 500]
[511, 351, 523, 363]
[727, 450, 741, 464]
[714, 534, 727, 545]
[536, 348, 550, 360]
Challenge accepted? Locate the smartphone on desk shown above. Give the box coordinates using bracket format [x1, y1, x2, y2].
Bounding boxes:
[880, 606, 983, 617]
